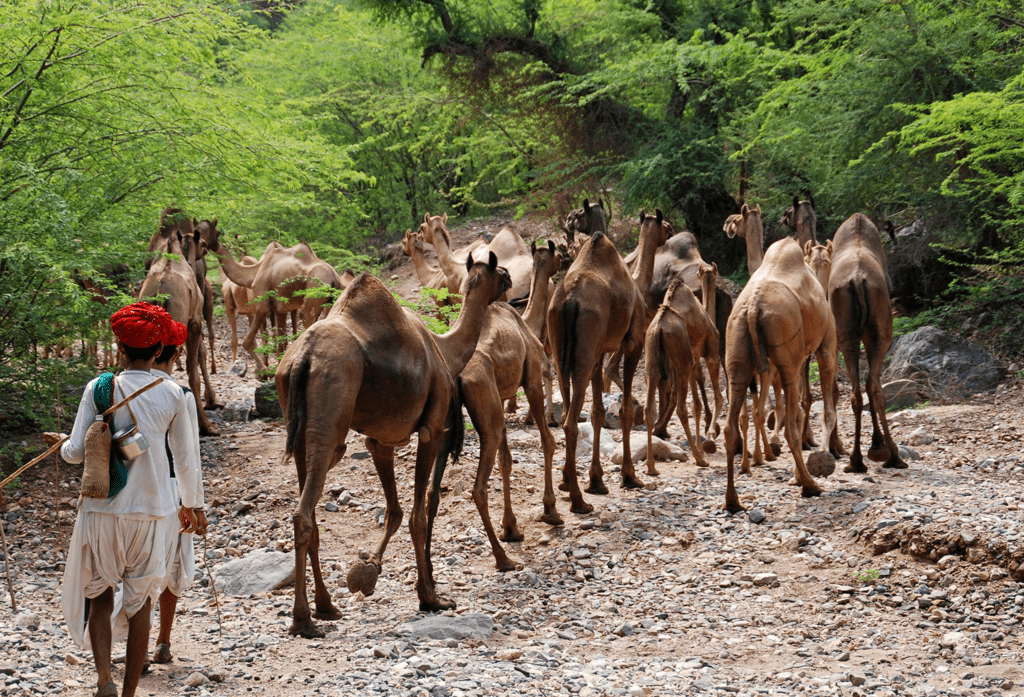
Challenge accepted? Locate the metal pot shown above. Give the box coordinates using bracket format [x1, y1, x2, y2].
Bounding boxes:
[113, 422, 149, 461]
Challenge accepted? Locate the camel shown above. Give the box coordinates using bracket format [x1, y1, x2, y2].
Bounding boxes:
[721, 237, 839, 512]
[459, 301, 559, 571]
[275, 253, 511, 638]
[780, 196, 818, 247]
[518, 240, 561, 426]
[417, 214, 533, 303]
[563, 198, 607, 258]
[401, 228, 451, 295]
[643, 268, 723, 473]
[827, 213, 906, 472]
[213, 240, 348, 371]
[547, 210, 668, 510]
[723, 203, 765, 275]
[220, 255, 267, 363]
[138, 228, 221, 437]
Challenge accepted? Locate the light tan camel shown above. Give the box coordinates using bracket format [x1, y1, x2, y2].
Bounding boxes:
[401, 228, 450, 294]
[418, 214, 533, 302]
[563, 198, 607, 258]
[828, 213, 906, 472]
[275, 253, 510, 638]
[643, 270, 723, 473]
[547, 210, 668, 510]
[459, 302, 559, 571]
[721, 237, 839, 512]
[214, 240, 347, 371]
[221, 255, 265, 363]
[138, 228, 220, 437]
[804, 240, 833, 291]
[518, 240, 561, 426]
[780, 196, 818, 247]
[723, 204, 764, 275]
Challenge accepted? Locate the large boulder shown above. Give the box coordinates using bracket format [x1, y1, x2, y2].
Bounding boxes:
[396, 613, 493, 641]
[888, 326, 1002, 394]
[213, 549, 294, 596]
[254, 381, 283, 419]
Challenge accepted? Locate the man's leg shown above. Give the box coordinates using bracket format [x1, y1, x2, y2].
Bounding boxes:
[86, 587, 116, 697]
[153, 588, 177, 662]
[123, 596, 152, 697]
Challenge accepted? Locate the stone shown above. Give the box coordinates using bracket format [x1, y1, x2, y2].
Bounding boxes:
[396, 613, 493, 641]
[753, 573, 778, 586]
[888, 326, 1002, 394]
[184, 671, 207, 687]
[14, 609, 38, 630]
[882, 379, 921, 409]
[611, 432, 688, 465]
[254, 381, 283, 419]
[806, 450, 836, 478]
[577, 422, 618, 461]
[847, 672, 867, 686]
[0, 662, 16, 675]
[908, 427, 933, 446]
[898, 445, 921, 461]
[228, 359, 248, 377]
[941, 631, 964, 649]
[937, 554, 959, 568]
[966, 547, 986, 564]
[222, 400, 253, 423]
[213, 549, 295, 596]
[748, 508, 766, 524]
[496, 648, 522, 661]
[613, 622, 634, 637]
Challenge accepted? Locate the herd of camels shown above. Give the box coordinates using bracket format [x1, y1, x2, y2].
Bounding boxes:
[133, 198, 906, 639]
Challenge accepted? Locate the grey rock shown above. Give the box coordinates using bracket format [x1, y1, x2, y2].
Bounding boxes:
[396, 613, 493, 641]
[753, 573, 777, 586]
[254, 381, 283, 419]
[213, 549, 295, 596]
[748, 509, 766, 524]
[898, 445, 921, 461]
[0, 662, 16, 675]
[228, 359, 248, 377]
[222, 400, 253, 423]
[908, 426, 933, 446]
[882, 379, 921, 409]
[613, 622, 634, 637]
[14, 610, 38, 630]
[888, 326, 1002, 394]
[184, 671, 208, 687]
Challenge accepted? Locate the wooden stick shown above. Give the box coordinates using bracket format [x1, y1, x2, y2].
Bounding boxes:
[0, 437, 70, 491]
[101, 378, 163, 417]
[0, 516, 16, 612]
[55, 366, 64, 549]
[201, 534, 223, 637]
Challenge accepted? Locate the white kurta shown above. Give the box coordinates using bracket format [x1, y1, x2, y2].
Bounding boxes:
[60, 369, 204, 649]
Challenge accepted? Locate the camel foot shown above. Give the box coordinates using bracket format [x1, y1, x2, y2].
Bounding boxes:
[867, 446, 891, 462]
[883, 458, 909, 470]
[499, 527, 524, 543]
[546, 417, 560, 428]
[558, 480, 570, 493]
[723, 497, 746, 513]
[540, 512, 565, 527]
[152, 643, 173, 664]
[314, 603, 343, 621]
[586, 480, 609, 495]
[346, 559, 380, 597]
[289, 618, 325, 639]
[494, 557, 519, 572]
[770, 441, 782, 457]
[204, 399, 223, 410]
[740, 467, 752, 477]
[646, 466, 660, 477]
[702, 440, 717, 454]
[843, 459, 868, 474]
[802, 437, 818, 451]
[569, 498, 594, 515]
[695, 459, 710, 468]
[620, 474, 644, 490]
[805, 450, 836, 478]
[96, 681, 117, 697]
[200, 425, 220, 437]
[419, 597, 457, 613]
[652, 428, 670, 440]
[801, 483, 823, 498]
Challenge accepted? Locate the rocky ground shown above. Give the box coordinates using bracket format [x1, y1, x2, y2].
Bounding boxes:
[2, 217, 1023, 697]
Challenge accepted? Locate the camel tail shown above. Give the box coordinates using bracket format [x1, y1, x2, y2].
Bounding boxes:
[850, 278, 869, 337]
[284, 353, 311, 457]
[438, 388, 465, 473]
[560, 299, 581, 378]
[747, 308, 769, 375]
[656, 328, 669, 382]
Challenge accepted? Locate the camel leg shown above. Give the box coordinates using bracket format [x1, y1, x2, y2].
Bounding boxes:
[652, 380, 673, 439]
[842, 345, 867, 473]
[619, 345, 643, 489]
[679, 373, 706, 468]
[782, 370, 822, 499]
[644, 359, 661, 477]
[204, 278, 216, 374]
[816, 341, 841, 460]
[465, 383, 518, 572]
[603, 350, 624, 393]
[496, 437, 523, 544]
[739, 390, 753, 474]
[723, 374, 749, 513]
[225, 301, 239, 363]
[694, 361, 714, 437]
[196, 340, 221, 410]
[365, 438, 404, 573]
[409, 428, 456, 612]
[542, 356, 559, 427]
[522, 363, 561, 526]
[586, 362, 610, 494]
[703, 353, 724, 446]
[186, 320, 219, 437]
[554, 349, 591, 513]
[865, 337, 907, 469]
[243, 305, 268, 372]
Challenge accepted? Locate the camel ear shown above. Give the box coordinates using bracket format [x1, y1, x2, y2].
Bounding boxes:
[531, 240, 537, 254]
[441, 213, 447, 225]
[424, 212, 431, 223]
[465, 254, 473, 273]
[741, 203, 749, 216]
[212, 217, 218, 228]
[548, 239, 555, 254]
[827, 239, 833, 255]
[597, 198, 604, 209]
[712, 262, 718, 274]
[192, 217, 198, 228]
[793, 196, 801, 210]
[639, 209, 646, 223]
[655, 208, 663, 225]
[583, 198, 591, 211]
[488, 251, 498, 271]
[809, 194, 816, 210]
[755, 204, 761, 214]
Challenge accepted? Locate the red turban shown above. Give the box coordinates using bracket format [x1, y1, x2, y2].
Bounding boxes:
[110, 302, 173, 348]
[163, 320, 187, 347]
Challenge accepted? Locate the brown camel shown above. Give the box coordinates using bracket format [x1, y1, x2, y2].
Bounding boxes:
[459, 301, 559, 571]
[563, 198, 607, 258]
[723, 203, 764, 275]
[401, 228, 451, 294]
[518, 240, 561, 426]
[804, 240, 833, 291]
[275, 253, 511, 638]
[828, 213, 906, 472]
[214, 240, 347, 371]
[418, 214, 533, 302]
[138, 228, 221, 437]
[780, 196, 818, 247]
[643, 270, 723, 473]
[547, 210, 667, 509]
[721, 237, 839, 512]
[220, 255, 268, 363]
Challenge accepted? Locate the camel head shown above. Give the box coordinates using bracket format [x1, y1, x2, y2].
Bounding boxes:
[461, 251, 512, 301]
[639, 208, 671, 248]
[781, 196, 818, 245]
[564, 198, 607, 252]
[803, 239, 832, 291]
[401, 228, 424, 257]
[194, 218, 222, 255]
[418, 212, 450, 249]
[531, 239, 561, 273]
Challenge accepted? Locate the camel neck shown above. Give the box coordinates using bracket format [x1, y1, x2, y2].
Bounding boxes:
[216, 244, 259, 288]
[428, 230, 464, 282]
[631, 228, 660, 294]
[434, 287, 490, 377]
[747, 236, 763, 275]
[409, 248, 439, 288]
[521, 262, 554, 339]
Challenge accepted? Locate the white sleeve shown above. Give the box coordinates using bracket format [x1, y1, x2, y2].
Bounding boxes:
[60, 380, 100, 465]
[166, 389, 204, 509]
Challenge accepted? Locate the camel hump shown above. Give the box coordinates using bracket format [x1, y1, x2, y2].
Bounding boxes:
[331, 273, 406, 325]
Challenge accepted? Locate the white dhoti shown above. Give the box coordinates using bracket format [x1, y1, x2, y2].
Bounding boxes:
[161, 511, 196, 597]
[61, 511, 168, 650]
